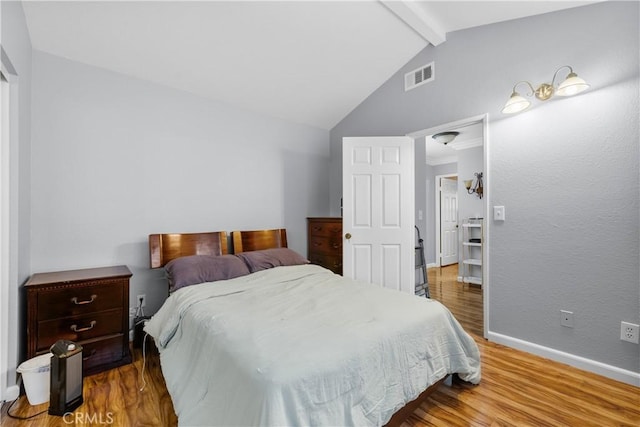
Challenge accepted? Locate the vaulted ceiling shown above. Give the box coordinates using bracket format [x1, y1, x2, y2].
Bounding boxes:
[22, 1, 598, 130]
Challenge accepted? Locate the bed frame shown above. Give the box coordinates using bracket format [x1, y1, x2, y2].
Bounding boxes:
[231, 228, 287, 253]
[147, 228, 445, 423]
[148, 231, 228, 268]
[384, 377, 445, 427]
[148, 229, 288, 268]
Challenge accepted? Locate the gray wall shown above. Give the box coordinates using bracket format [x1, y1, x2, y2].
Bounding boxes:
[1, 0, 32, 392]
[31, 51, 330, 318]
[330, 1, 639, 376]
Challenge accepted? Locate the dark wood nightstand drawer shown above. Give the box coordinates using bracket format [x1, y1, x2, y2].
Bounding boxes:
[81, 335, 127, 374]
[37, 282, 124, 320]
[36, 309, 123, 352]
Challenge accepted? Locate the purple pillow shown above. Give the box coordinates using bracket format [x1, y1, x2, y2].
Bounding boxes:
[236, 248, 309, 273]
[165, 255, 250, 291]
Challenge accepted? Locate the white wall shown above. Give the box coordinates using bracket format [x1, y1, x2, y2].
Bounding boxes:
[1, 0, 32, 396]
[330, 1, 639, 383]
[31, 51, 330, 316]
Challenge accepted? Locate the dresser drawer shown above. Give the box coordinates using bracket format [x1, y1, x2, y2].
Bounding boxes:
[309, 221, 342, 238]
[308, 253, 342, 275]
[37, 282, 124, 321]
[307, 218, 343, 275]
[81, 336, 126, 373]
[36, 309, 123, 352]
[309, 235, 342, 255]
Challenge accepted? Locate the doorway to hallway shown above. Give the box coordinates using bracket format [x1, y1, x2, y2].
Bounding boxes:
[408, 113, 488, 338]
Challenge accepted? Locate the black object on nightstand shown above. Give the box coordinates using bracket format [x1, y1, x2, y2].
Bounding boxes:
[49, 339, 83, 416]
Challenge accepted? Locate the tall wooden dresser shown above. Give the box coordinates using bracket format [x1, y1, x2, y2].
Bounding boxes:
[307, 217, 343, 275]
[25, 265, 132, 375]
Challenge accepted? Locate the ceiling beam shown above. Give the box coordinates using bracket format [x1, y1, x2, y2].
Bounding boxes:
[380, 0, 446, 46]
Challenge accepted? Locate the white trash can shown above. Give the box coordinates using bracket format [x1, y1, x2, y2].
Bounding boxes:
[17, 353, 52, 405]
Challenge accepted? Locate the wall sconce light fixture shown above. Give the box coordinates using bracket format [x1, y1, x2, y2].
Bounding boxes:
[464, 172, 483, 199]
[502, 65, 589, 114]
[431, 131, 459, 145]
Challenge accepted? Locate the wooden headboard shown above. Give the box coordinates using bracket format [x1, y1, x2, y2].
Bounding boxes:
[231, 229, 287, 253]
[149, 231, 228, 268]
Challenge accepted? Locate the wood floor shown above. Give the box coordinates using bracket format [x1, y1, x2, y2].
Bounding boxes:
[2, 264, 639, 426]
[428, 264, 483, 337]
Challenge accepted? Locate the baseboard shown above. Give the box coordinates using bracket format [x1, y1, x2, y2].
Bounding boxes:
[487, 331, 640, 387]
[426, 263, 438, 269]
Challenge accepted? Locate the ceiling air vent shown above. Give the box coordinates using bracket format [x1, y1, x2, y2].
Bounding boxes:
[404, 62, 434, 91]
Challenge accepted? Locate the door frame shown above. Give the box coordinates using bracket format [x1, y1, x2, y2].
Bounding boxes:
[0, 57, 19, 401]
[407, 113, 489, 338]
[434, 173, 458, 267]
[0, 67, 8, 404]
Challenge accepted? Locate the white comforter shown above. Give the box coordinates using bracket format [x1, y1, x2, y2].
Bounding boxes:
[145, 264, 481, 426]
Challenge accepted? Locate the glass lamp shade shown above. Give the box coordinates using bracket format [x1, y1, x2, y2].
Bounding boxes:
[464, 180, 473, 190]
[502, 92, 530, 114]
[555, 72, 589, 96]
[432, 131, 459, 145]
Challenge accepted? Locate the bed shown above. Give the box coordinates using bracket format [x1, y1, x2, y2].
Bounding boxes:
[145, 229, 481, 426]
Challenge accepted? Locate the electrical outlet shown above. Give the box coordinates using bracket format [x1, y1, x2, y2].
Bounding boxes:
[129, 307, 137, 317]
[560, 310, 574, 328]
[4, 385, 19, 401]
[137, 294, 146, 308]
[620, 321, 639, 344]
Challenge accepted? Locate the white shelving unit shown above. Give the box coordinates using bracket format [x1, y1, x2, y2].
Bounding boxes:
[462, 219, 483, 285]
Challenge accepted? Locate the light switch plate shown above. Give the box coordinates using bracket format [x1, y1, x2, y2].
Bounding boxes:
[493, 206, 505, 221]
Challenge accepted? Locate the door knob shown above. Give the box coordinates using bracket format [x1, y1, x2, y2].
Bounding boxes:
[345, 233, 352, 240]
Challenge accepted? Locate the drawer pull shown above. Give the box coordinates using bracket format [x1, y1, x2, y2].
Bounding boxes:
[71, 294, 97, 305]
[71, 320, 97, 333]
[83, 349, 98, 361]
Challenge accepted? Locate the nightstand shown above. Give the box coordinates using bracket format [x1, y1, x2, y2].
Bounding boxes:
[25, 265, 133, 376]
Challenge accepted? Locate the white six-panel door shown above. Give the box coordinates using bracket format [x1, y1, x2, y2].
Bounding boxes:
[440, 177, 459, 266]
[342, 137, 415, 294]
